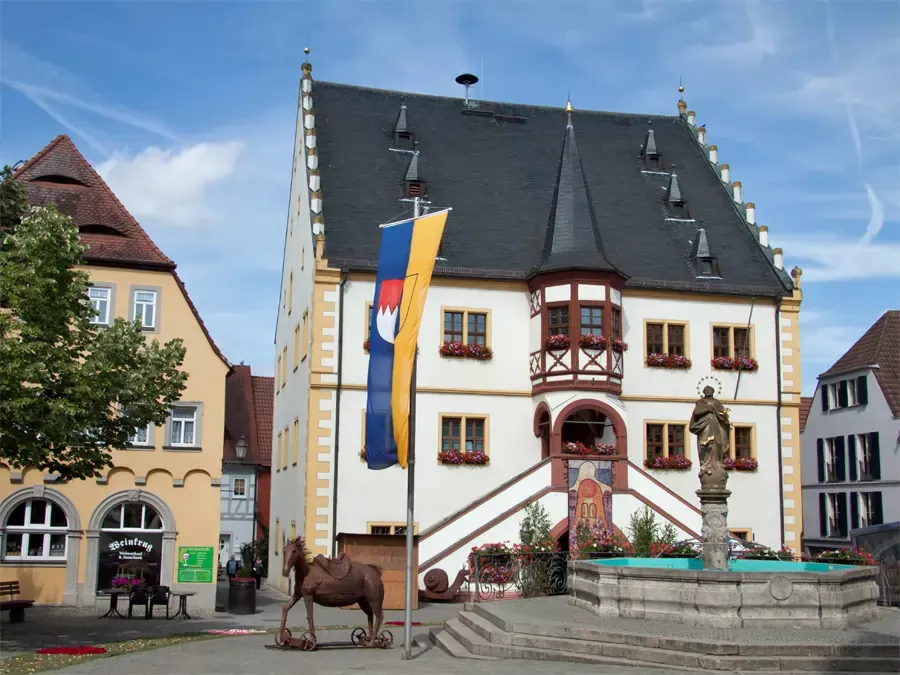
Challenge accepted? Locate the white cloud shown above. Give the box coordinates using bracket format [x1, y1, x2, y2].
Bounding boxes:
[798, 310, 868, 393]
[97, 142, 244, 227]
[782, 236, 900, 282]
[684, 0, 780, 67]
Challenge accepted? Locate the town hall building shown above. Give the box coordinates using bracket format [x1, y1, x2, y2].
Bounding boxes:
[268, 58, 804, 590]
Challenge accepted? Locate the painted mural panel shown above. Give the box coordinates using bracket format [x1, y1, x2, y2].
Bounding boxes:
[568, 459, 613, 550]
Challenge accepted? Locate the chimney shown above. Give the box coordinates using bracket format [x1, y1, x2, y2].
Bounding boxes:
[708, 144, 719, 164]
[745, 202, 756, 225]
[732, 181, 743, 204]
[687, 110, 696, 127]
[697, 125, 707, 145]
[758, 225, 769, 247]
[773, 247, 784, 270]
[720, 163, 731, 183]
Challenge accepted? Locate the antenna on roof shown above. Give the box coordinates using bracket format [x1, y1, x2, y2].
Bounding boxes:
[455, 73, 479, 109]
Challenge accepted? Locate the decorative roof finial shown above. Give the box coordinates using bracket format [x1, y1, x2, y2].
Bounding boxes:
[304, 46, 310, 64]
[677, 77, 687, 115]
[565, 95, 574, 126]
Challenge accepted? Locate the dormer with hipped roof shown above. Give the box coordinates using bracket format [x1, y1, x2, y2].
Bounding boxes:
[640, 124, 664, 172]
[665, 171, 691, 221]
[527, 101, 628, 396]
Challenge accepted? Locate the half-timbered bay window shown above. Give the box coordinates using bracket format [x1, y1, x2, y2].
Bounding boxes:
[580, 306, 603, 336]
[438, 414, 489, 465]
[711, 325, 757, 371]
[440, 308, 492, 359]
[549, 306, 569, 336]
[644, 422, 691, 470]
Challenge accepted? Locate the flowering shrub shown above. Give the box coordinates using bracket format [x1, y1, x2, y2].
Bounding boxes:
[439, 341, 493, 360]
[611, 338, 629, 353]
[468, 542, 514, 583]
[438, 450, 490, 466]
[711, 356, 759, 371]
[740, 543, 795, 560]
[110, 577, 143, 589]
[363, 339, 370, 352]
[579, 334, 607, 350]
[563, 441, 617, 456]
[724, 457, 758, 471]
[571, 523, 634, 559]
[545, 334, 571, 350]
[646, 353, 692, 369]
[813, 547, 877, 566]
[650, 540, 700, 558]
[644, 455, 693, 470]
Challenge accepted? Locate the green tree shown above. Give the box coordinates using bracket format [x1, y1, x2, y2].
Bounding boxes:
[0, 166, 188, 480]
[628, 506, 660, 554]
[519, 501, 552, 547]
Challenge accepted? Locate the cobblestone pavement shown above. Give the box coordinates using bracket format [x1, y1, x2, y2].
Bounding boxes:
[0, 584, 460, 658]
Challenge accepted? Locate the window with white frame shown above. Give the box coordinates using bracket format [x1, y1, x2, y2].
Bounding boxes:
[170, 407, 196, 446]
[133, 290, 158, 330]
[128, 423, 152, 446]
[88, 287, 111, 325]
[3, 499, 68, 561]
[232, 478, 247, 498]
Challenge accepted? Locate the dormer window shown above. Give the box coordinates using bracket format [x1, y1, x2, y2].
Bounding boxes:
[668, 199, 689, 219]
[395, 132, 414, 149]
[644, 153, 662, 171]
[698, 258, 719, 277]
[406, 180, 424, 198]
[640, 127, 663, 171]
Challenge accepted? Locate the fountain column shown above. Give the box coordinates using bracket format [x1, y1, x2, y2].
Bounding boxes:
[696, 489, 731, 570]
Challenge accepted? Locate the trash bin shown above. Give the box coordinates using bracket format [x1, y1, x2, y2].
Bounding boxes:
[228, 577, 257, 614]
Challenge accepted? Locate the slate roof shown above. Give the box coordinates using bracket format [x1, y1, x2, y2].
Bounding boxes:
[251, 375, 274, 466]
[313, 82, 790, 297]
[820, 310, 900, 417]
[799, 396, 813, 432]
[13, 135, 230, 368]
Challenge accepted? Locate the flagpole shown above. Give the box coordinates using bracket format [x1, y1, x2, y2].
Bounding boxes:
[401, 197, 420, 660]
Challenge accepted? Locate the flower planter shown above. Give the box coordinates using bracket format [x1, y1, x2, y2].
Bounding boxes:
[646, 353, 692, 369]
[227, 577, 257, 615]
[563, 441, 617, 457]
[439, 341, 493, 360]
[438, 450, 489, 466]
[725, 457, 758, 471]
[644, 456, 693, 470]
[545, 335, 571, 351]
[579, 334, 608, 350]
[711, 356, 759, 372]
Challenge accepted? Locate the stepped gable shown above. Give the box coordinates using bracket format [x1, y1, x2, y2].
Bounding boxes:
[312, 81, 789, 296]
[251, 375, 274, 466]
[14, 134, 230, 368]
[14, 135, 173, 268]
[821, 310, 900, 417]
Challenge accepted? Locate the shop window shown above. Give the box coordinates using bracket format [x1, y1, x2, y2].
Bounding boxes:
[2, 499, 68, 561]
[96, 502, 164, 592]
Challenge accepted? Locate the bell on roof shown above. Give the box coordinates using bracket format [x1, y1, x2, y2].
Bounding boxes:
[692, 228, 720, 278]
[667, 172, 689, 219]
[641, 125, 663, 171]
[393, 104, 414, 150]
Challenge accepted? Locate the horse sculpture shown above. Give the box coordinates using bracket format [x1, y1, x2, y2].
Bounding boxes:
[276, 536, 387, 650]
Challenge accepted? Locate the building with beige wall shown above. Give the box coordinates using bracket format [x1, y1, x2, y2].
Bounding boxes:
[0, 136, 230, 611]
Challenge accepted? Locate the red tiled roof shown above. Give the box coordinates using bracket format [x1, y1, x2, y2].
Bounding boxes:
[14, 135, 230, 368]
[799, 396, 813, 433]
[821, 310, 900, 417]
[251, 376, 274, 466]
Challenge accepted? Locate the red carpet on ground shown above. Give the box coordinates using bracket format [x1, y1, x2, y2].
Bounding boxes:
[36, 646, 107, 655]
[385, 621, 421, 626]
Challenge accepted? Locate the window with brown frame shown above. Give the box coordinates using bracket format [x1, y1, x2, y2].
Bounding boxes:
[465, 418, 485, 452]
[646, 321, 687, 357]
[549, 306, 569, 336]
[646, 323, 664, 355]
[713, 325, 753, 359]
[646, 424, 664, 460]
[441, 415, 487, 454]
[668, 324, 685, 355]
[645, 422, 689, 460]
[611, 308, 622, 340]
[733, 426, 753, 459]
[580, 306, 603, 336]
[441, 417, 462, 452]
[467, 312, 487, 345]
[712, 326, 730, 359]
[668, 425, 686, 456]
[443, 311, 463, 343]
[733, 328, 750, 358]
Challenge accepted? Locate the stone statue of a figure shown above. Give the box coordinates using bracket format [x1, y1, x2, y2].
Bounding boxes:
[689, 386, 733, 492]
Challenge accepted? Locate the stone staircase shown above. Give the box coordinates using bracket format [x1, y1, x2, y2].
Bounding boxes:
[429, 599, 900, 672]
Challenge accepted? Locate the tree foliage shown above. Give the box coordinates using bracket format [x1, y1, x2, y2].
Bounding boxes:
[0, 165, 188, 480]
[627, 506, 678, 554]
[519, 501, 553, 547]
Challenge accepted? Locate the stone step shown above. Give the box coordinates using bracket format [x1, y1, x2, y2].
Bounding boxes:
[458, 609, 512, 644]
[433, 622, 500, 660]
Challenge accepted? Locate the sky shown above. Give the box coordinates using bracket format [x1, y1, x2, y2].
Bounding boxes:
[2, 0, 898, 395]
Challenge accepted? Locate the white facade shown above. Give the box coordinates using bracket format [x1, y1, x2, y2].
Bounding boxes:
[219, 467, 257, 565]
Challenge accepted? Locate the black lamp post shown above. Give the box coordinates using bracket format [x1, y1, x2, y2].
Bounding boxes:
[235, 436, 248, 461]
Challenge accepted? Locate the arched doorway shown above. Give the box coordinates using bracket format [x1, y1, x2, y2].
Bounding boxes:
[534, 403, 551, 461]
[550, 399, 628, 490]
[560, 409, 614, 448]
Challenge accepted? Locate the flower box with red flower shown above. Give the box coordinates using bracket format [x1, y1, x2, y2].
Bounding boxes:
[438, 450, 490, 466]
[711, 356, 759, 372]
[468, 542, 515, 583]
[363, 339, 370, 352]
[611, 338, 628, 353]
[812, 547, 877, 566]
[724, 457, 758, 471]
[578, 334, 607, 350]
[545, 334, 571, 351]
[563, 441, 617, 457]
[644, 455, 693, 470]
[439, 341, 494, 360]
[646, 353, 692, 369]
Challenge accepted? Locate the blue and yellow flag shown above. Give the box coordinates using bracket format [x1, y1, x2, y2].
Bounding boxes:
[365, 210, 448, 470]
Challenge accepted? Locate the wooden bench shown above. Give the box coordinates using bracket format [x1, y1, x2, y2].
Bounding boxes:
[0, 580, 35, 623]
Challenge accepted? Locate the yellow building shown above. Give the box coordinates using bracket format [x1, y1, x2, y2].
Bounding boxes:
[0, 136, 230, 611]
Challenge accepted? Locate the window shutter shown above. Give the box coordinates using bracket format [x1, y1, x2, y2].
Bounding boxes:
[818, 493, 827, 537]
[857, 375, 868, 405]
[820, 388, 829, 412]
[850, 492, 859, 531]
[869, 432, 881, 480]
[837, 493, 848, 538]
[835, 436, 846, 482]
[816, 439, 825, 483]
[847, 435, 858, 481]
[871, 492, 883, 526]
[838, 380, 849, 408]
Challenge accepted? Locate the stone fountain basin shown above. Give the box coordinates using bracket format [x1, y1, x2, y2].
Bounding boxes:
[569, 558, 880, 629]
